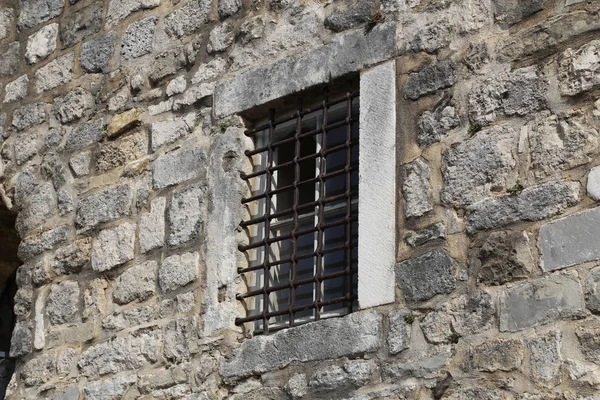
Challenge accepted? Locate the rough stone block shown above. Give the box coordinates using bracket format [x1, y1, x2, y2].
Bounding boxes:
[121, 16, 157, 59]
[207, 22, 234, 53]
[403, 61, 456, 100]
[76, 184, 132, 231]
[221, 311, 382, 378]
[105, 0, 160, 28]
[35, 53, 73, 93]
[159, 252, 199, 293]
[18, 225, 69, 261]
[218, 0, 241, 19]
[14, 129, 40, 165]
[3, 74, 28, 103]
[492, 0, 543, 25]
[69, 151, 91, 177]
[151, 113, 195, 150]
[46, 281, 80, 325]
[409, 18, 451, 54]
[81, 32, 116, 73]
[153, 147, 205, 189]
[168, 184, 205, 246]
[324, 0, 372, 32]
[558, 39, 600, 96]
[20, 353, 56, 386]
[163, 317, 199, 362]
[139, 197, 166, 253]
[50, 238, 92, 275]
[527, 331, 562, 388]
[468, 339, 524, 372]
[53, 87, 94, 123]
[164, 0, 211, 38]
[401, 157, 432, 218]
[148, 48, 188, 84]
[12, 102, 45, 131]
[466, 181, 580, 233]
[16, 182, 57, 235]
[64, 119, 104, 152]
[95, 129, 148, 172]
[25, 23, 58, 64]
[18, 0, 64, 29]
[417, 104, 460, 147]
[113, 261, 157, 304]
[102, 306, 155, 330]
[108, 108, 142, 137]
[10, 321, 33, 357]
[166, 76, 187, 97]
[405, 222, 446, 248]
[388, 310, 411, 355]
[91, 223, 136, 272]
[586, 266, 600, 314]
[84, 374, 137, 400]
[499, 273, 585, 332]
[0, 42, 20, 77]
[396, 249, 456, 302]
[539, 207, 600, 271]
[0, 8, 14, 41]
[60, 2, 102, 48]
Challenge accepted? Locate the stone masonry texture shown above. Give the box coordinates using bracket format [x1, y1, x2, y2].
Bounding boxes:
[2, 1, 600, 399]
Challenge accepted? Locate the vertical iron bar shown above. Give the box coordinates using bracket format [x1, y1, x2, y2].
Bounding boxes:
[289, 98, 303, 327]
[262, 108, 276, 334]
[315, 88, 328, 321]
[344, 93, 353, 314]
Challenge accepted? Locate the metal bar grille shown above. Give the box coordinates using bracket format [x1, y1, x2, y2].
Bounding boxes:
[237, 91, 359, 334]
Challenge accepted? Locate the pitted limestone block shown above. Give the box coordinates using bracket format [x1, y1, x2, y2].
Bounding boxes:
[3, 74, 28, 103]
[17, 0, 64, 29]
[69, 150, 91, 177]
[159, 252, 199, 293]
[56, 347, 78, 376]
[105, 0, 160, 28]
[91, 222, 136, 272]
[401, 157, 432, 218]
[396, 249, 456, 302]
[102, 305, 155, 330]
[113, 261, 158, 304]
[192, 58, 227, 84]
[84, 374, 137, 400]
[492, 0, 543, 25]
[76, 184, 132, 230]
[468, 338, 524, 372]
[14, 129, 40, 165]
[0, 8, 13, 41]
[25, 23, 57, 65]
[417, 104, 460, 147]
[168, 184, 205, 246]
[20, 353, 56, 387]
[527, 331, 562, 388]
[16, 182, 57, 235]
[60, 2, 102, 49]
[51, 238, 92, 275]
[151, 113, 196, 151]
[18, 225, 69, 261]
[221, 311, 382, 379]
[309, 365, 351, 391]
[540, 207, 600, 272]
[57, 189, 74, 215]
[81, 32, 116, 73]
[466, 181, 580, 233]
[163, 317, 199, 362]
[164, 0, 212, 38]
[148, 47, 188, 84]
[54, 87, 94, 123]
[121, 16, 157, 59]
[83, 278, 107, 320]
[408, 18, 451, 54]
[166, 76, 187, 97]
[0, 41, 19, 77]
[576, 325, 600, 365]
[238, 16, 265, 45]
[140, 197, 166, 253]
[472, 231, 533, 286]
[382, 350, 450, 380]
[47, 281, 80, 325]
[172, 82, 215, 111]
[218, 0, 242, 19]
[96, 129, 148, 172]
[499, 273, 585, 332]
[403, 61, 456, 100]
[420, 310, 454, 344]
[138, 365, 187, 394]
[13, 288, 33, 317]
[10, 321, 33, 357]
[586, 267, 600, 313]
[34, 53, 73, 93]
[558, 40, 600, 96]
[207, 22, 235, 54]
[324, 0, 372, 32]
[463, 42, 490, 72]
[12, 102, 45, 131]
[108, 108, 142, 138]
[65, 119, 104, 152]
[405, 222, 446, 247]
[388, 310, 411, 354]
[78, 330, 162, 376]
[468, 66, 547, 127]
[153, 147, 206, 189]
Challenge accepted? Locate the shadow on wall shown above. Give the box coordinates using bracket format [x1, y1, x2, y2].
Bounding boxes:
[0, 205, 19, 399]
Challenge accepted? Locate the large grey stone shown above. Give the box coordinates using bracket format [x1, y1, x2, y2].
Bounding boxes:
[121, 16, 156, 59]
[492, 0, 543, 25]
[559, 40, 600, 96]
[91, 223, 136, 272]
[18, 0, 64, 29]
[0, 8, 14, 41]
[527, 331, 562, 388]
[102, 306, 155, 330]
[388, 310, 411, 355]
[15, 182, 57, 235]
[468, 339, 524, 372]
[499, 273, 585, 332]
[466, 181, 580, 233]
[113, 261, 157, 304]
[417, 104, 460, 147]
[163, 317, 199, 362]
[158, 252, 199, 293]
[539, 207, 600, 272]
[64, 119, 104, 152]
[46, 281, 80, 325]
[221, 311, 382, 379]
[403, 61, 456, 100]
[105, 0, 160, 28]
[139, 197, 166, 253]
[60, 2, 102, 48]
[84, 374, 137, 400]
[18, 225, 69, 261]
[218, 0, 241, 19]
[207, 22, 235, 53]
[95, 129, 148, 172]
[151, 113, 196, 150]
[164, 0, 212, 38]
[35, 53, 73, 93]
[3, 75, 29, 103]
[20, 353, 56, 386]
[168, 184, 205, 246]
[25, 23, 58, 64]
[405, 222, 446, 247]
[53, 88, 94, 123]
[51, 238, 92, 275]
[409, 18, 451, 53]
[401, 157, 432, 218]
[396, 249, 456, 302]
[153, 147, 206, 189]
[324, 0, 372, 32]
[76, 184, 132, 230]
[81, 32, 116, 73]
[14, 129, 40, 165]
[0, 42, 19, 77]
[12, 102, 45, 131]
[10, 321, 33, 357]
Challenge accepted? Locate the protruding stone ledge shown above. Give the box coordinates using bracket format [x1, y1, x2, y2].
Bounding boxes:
[220, 311, 382, 379]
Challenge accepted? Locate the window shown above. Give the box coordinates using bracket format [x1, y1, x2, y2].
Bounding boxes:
[237, 89, 360, 334]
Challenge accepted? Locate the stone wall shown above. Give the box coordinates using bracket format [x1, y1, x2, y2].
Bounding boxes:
[1, 0, 600, 399]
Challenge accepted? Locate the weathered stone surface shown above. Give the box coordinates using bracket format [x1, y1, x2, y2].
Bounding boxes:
[309, 360, 375, 391]
[527, 331, 562, 388]
[53, 87, 94, 123]
[3, 74, 29, 103]
[388, 310, 411, 354]
[466, 181, 580, 233]
[473, 231, 533, 286]
[168, 184, 205, 246]
[83, 278, 107, 320]
[499, 273, 585, 332]
[420, 310, 455, 344]
[105, 0, 160, 28]
[18, 225, 69, 261]
[60, 2, 102, 48]
[65, 119, 104, 152]
[221, 311, 382, 378]
[164, 317, 199, 362]
[286, 374, 308, 399]
[96, 129, 148, 172]
[81, 32, 116, 73]
[405, 222, 446, 247]
[78, 330, 161, 376]
[0, 8, 13, 41]
[586, 266, 600, 314]
[492, 0, 543, 26]
[84, 374, 137, 400]
[382, 350, 451, 380]
[172, 82, 214, 111]
[218, 0, 241, 19]
[47, 281, 80, 325]
[401, 157, 432, 218]
[138, 365, 187, 394]
[404, 61, 456, 100]
[207, 22, 234, 53]
[91, 223, 136, 272]
[166, 76, 187, 97]
[14, 129, 39, 165]
[417, 104, 460, 147]
[113, 261, 157, 304]
[139, 197, 166, 253]
[468, 339, 524, 372]
[18, 0, 64, 29]
[25, 23, 58, 64]
[121, 16, 156, 59]
[540, 207, 600, 272]
[10, 321, 33, 357]
[151, 113, 196, 150]
[164, 0, 212, 38]
[588, 166, 600, 201]
[396, 249, 456, 302]
[153, 147, 206, 188]
[0, 41, 18, 77]
[409, 18, 451, 54]
[558, 39, 600, 96]
[35, 53, 74, 93]
[148, 47, 188, 84]
[20, 353, 56, 386]
[159, 252, 199, 293]
[69, 150, 91, 177]
[102, 306, 155, 330]
[51, 238, 92, 275]
[16, 182, 57, 235]
[12, 102, 45, 131]
[108, 108, 142, 137]
[76, 184, 132, 230]
[576, 325, 600, 366]
[468, 66, 547, 127]
[324, 0, 372, 32]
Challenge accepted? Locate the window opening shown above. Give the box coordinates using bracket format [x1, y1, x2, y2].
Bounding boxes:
[237, 89, 359, 334]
